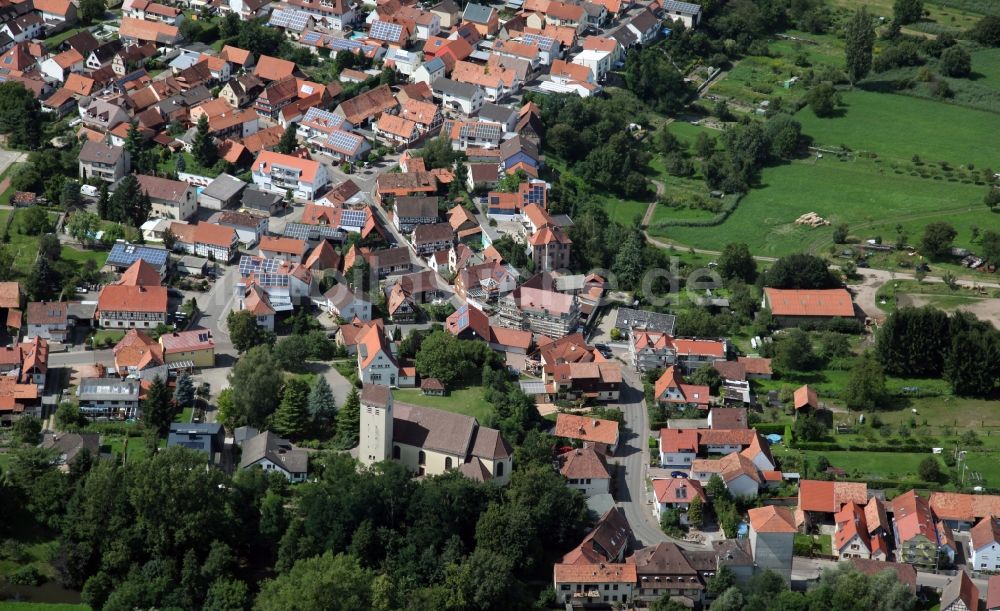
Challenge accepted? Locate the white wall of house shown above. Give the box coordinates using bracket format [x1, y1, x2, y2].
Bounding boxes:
[659, 450, 696, 467]
[835, 533, 872, 560]
[359, 351, 400, 386]
[973, 541, 1000, 571]
[566, 476, 610, 497]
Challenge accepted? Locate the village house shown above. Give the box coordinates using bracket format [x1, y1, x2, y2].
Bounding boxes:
[433, 78, 485, 116]
[654, 366, 710, 410]
[393, 196, 439, 232]
[970, 516, 1000, 571]
[930, 492, 1000, 531]
[251, 151, 329, 200]
[940, 571, 979, 611]
[334, 84, 398, 128]
[553, 562, 636, 607]
[239, 430, 309, 482]
[112, 329, 167, 380]
[663, 0, 701, 27]
[218, 211, 267, 248]
[78, 141, 130, 183]
[747, 505, 796, 583]
[170, 222, 240, 262]
[554, 413, 619, 455]
[133, 174, 197, 220]
[651, 477, 706, 525]
[892, 490, 957, 569]
[461, 3, 499, 36]
[410, 222, 454, 256]
[359, 385, 512, 483]
[158, 327, 215, 368]
[77, 378, 141, 420]
[497, 284, 580, 338]
[559, 446, 611, 497]
[322, 284, 373, 322]
[198, 173, 247, 210]
[833, 502, 889, 561]
[259, 236, 308, 264]
[25, 302, 70, 342]
[690, 451, 763, 499]
[445, 304, 533, 355]
[96, 260, 168, 329]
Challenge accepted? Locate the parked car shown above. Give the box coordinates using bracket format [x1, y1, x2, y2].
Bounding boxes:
[80, 184, 98, 197]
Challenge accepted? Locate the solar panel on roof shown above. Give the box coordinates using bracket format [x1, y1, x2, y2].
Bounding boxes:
[106, 243, 169, 268]
[325, 130, 363, 155]
[256, 273, 290, 288]
[238, 256, 281, 277]
[341, 209, 366, 227]
[284, 223, 344, 241]
[522, 33, 556, 48]
[301, 31, 321, 44]
[369, 20, 403, 42]
[522, 185, 545, 205]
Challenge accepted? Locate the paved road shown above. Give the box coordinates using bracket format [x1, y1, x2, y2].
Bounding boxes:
[615, 364, 707, 550]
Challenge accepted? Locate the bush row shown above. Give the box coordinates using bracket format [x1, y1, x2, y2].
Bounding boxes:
[650, 193, 744, 228]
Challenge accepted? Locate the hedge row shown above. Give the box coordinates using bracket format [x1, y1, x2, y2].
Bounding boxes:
[650, 193, 744, 228]
[791, 441, 932, 453]
[752, 423, 788, 436]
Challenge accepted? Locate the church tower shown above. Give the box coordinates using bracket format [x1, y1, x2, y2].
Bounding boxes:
[359, 384, 393, 466]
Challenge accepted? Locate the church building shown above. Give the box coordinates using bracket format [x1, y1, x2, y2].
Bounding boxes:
[359, 384, 513, 485]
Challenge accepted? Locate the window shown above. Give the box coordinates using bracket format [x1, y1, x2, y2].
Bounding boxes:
[393, 445, 400, 459]
[418, 451, 426, 465]
[496, 462, 504, 477]
[445, 457, 453, 469]
[560, 585, 570, 591]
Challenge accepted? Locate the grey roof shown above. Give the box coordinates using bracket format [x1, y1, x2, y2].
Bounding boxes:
[234, 426, 260, 445]
[324, 283, 372, 310]
[477, 103, 516, 125]
[614, 307, 677, 335]
[79, 141, 125, 165]
[421, 57, 445, 73]
[361, 383, 391, 409]
[663, 0, 701, 14]
[462, 2, 495, 23]
[412, 222, 454, 245]
[243, 187, 284, 210]
[167, 422, 224, 455]
[201, 173, 247, 201]
[239, 430, 308, 475]
[629, 7, 659, 32]
[610, 24, 638, 46]
[40, 433, 99, 464]
[395, 196, 439, 220]
[371, 246, 411, 269]
[179, 255, 209, 270]
[393, 402, 477, 456]
[77, 378, 140, 401]
[499, 135, 538, 161]
[433, 77, 482, 101]
[431, 0, 460, 13]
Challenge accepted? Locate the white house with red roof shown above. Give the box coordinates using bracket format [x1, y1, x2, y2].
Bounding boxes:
[653, 366, 710, 409]
[629, 330, 728, 373]
[652, 477, 705, 524]
[972, 516, 1000, 572]
[658, 428, 698, 467]
[96, 260, 168, 329]
[559, 446, 611, 497]
[747, 506, 796, 583]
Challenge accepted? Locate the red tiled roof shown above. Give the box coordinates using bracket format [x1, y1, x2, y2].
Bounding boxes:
[799, 480, 868, 514]
[764, 287, 854, 318]
[794, 385, 818, 410]
[254, 54, 296, 81]
[659, 428, 698, 454]
[98, 285, 167, 314]
[559, 446, 610, 480]
[553, 562, 636, 584]
[554, 413, 618, 445]
[930, 492, 1000, 524]
[748, 505, 796, 533]
[652, 477, 705, 505]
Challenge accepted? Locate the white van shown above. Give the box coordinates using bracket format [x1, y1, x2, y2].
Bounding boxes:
[80, 184, 99, 197]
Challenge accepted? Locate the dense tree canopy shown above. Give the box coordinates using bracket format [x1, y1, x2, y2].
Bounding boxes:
[764, 254, 840, 289]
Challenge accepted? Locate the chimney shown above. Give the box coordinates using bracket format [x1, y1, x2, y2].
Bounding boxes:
[592, 419, 598, 426]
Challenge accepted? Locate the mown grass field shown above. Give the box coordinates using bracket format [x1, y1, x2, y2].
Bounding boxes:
[393, 386, 491, 421]
[796, 89, 1000, 168]
[653, 156, 993, 256]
